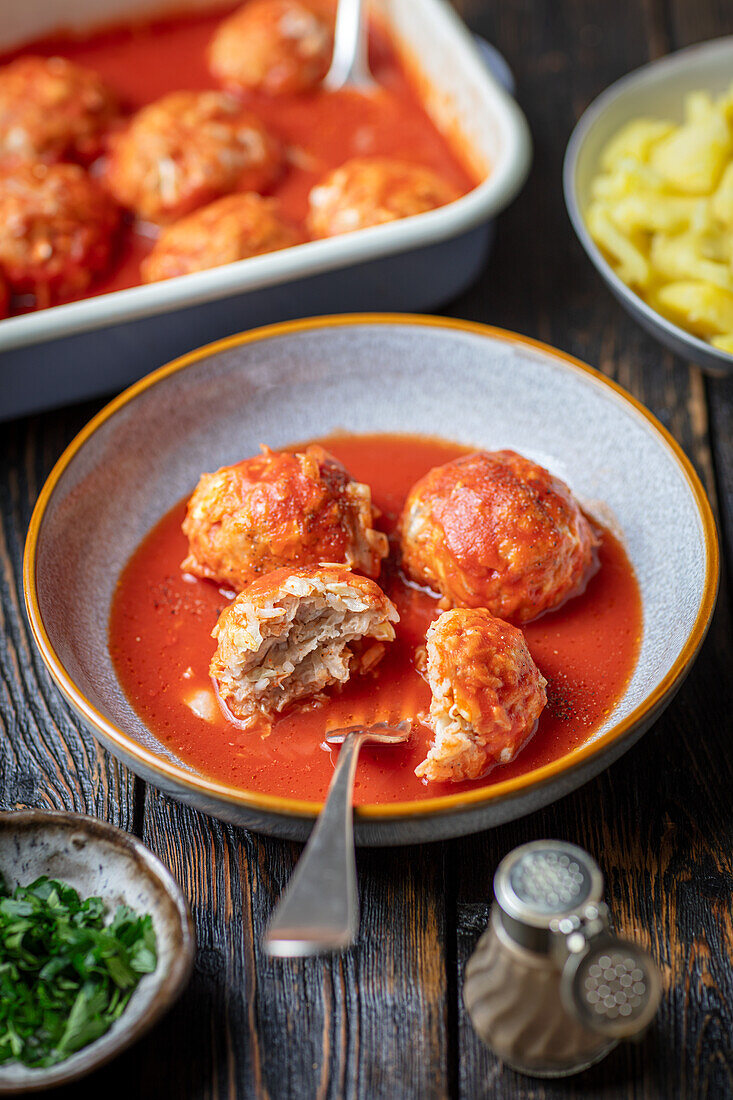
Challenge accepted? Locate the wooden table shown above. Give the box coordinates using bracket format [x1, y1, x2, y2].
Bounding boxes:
[2, 2, 733, 1096]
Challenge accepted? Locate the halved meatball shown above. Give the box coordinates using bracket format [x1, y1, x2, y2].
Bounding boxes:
[399, 450, 598, 623]
[0, 163, 119, 305]
[0, 56, 118, 167]
[306, 156, 458, 238]
[182, 444, 388, 589]
[210, 564, 398, 729]
[416, 607, 547, 783]
[141, 192, 301, 282]
[208, 0, 334, 96]
[105, 91, 281, 223]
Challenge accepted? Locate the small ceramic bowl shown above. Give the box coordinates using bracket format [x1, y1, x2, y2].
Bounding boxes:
[23, 314, 718, 845]
[564, 36, 733, 375]
[0, 811, 194, 1093]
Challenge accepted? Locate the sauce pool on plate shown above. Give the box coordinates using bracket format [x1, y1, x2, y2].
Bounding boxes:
[108, 433, 643, 805]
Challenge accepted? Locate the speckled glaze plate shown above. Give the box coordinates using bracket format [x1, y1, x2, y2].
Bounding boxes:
[0, 811, 194, 1093]
[23, 315, 718, 844]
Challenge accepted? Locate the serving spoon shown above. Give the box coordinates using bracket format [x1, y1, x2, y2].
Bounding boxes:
[323, 0, 377, 92]
[263, 721, 411, 957]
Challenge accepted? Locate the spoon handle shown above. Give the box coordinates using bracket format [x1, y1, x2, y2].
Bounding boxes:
[263, 732, 364, 957]
[323, 0, 373, 91]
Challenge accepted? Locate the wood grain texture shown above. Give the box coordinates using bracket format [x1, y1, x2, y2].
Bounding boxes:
[130, 797, 449, 1100]
[0, 403, 136, 823]
[0, 2, 732, 1098]
[449, 2, 733, 1098]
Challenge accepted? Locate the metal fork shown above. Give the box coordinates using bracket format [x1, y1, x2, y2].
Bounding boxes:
[263, 721, 410, 957]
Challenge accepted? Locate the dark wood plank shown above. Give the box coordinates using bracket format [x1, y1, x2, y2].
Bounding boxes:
[127, 796, 449, 1099]
[0, 402, 136, 823]
[446, 1, 733, 1097]
[670, 0, 733, 598]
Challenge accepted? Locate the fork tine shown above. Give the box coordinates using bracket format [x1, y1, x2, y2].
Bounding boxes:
[325, 719, 411, 745]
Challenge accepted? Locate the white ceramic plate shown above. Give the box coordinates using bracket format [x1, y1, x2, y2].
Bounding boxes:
[24, 315, 718, 844]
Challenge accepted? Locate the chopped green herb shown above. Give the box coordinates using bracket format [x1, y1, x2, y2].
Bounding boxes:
[0, 875, 157, 1068]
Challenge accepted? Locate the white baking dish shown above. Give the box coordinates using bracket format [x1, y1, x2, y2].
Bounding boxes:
[0, 0, 531, 420]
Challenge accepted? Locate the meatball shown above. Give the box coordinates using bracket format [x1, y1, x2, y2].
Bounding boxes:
[208, 0, 333, 96]
[306, 157, 458, 238]
[182, 444, 388, 589]
[399, 450, 598, 623]
[210, 564, 398, 729]
[0, 163, 119, 304]
[105, 91, 281, 223]
[141, 192, 300, 282]
[0, 56, 117, 167]
[415, 608, 547, 783]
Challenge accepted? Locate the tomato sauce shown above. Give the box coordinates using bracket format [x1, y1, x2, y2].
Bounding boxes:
[4, 5, 477, 311]
[108, 434, 643, 804]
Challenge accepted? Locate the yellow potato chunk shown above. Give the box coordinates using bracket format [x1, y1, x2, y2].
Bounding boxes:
[650, 113, 731, 194]
[684, 90, 716, 124]
[586, 84, 733, 354]
[711, 334, 733, 353]
[656, 281, 733, 337]
[600, 119, 675, 171]
[649, 233, 733, 291]
[711, 162, 733, 227]
[586, 203, 650, 287]
[609, 194, 699, 234]
[591, 160, 666, 201]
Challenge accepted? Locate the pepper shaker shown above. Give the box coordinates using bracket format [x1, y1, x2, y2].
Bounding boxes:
[463, 840, 662, 1078]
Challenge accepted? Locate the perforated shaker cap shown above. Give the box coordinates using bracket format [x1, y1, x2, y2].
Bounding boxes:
[560, 933, 663, 1039]
[494, 840, 604, 944]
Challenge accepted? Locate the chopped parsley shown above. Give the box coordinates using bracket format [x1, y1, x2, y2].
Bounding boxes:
[0, 875, 157, 1068]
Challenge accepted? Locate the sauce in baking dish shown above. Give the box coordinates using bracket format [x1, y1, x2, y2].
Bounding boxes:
[109, 434, 643, 805]
[2, 5, 477, 311]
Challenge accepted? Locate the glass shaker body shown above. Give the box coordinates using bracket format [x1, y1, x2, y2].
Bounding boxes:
[465, 905, 617, 1077]
[463, 841, 662, 1078]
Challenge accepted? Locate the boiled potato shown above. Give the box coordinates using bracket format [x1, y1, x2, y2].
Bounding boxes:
[650, 112, 730, 194]
[657, 281, 733, 337]
[600, 118, 674, 171]
[711, 162, 733, 226]
[608, 194, 699, 234]
[586, 203, 650, 287]
[711, 333, 733, 352]
[587, 83, 733, 353]
[650, 233, 732, 291]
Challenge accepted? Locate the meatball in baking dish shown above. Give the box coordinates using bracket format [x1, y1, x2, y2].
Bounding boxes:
[182, 445, 388, 590]
[416, 607, 547, 783]
[0, 163, 119, 305]
[105, 91, 281, 224]
[141, 193, 301, 282]
[306, 156, 458, 238]
[399, 450, 597, 623]
[208, 0, 334, 96]
[210, 564, 398, 729]
[0, 56, 117, 167]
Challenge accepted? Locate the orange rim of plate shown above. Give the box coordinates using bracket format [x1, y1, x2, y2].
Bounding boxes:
[23, 313, 720, 822]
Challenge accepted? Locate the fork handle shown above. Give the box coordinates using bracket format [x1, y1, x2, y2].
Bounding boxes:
[263, 732, 365, 957]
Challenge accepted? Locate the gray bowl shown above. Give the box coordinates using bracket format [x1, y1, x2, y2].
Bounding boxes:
[564, 36, 733, 375]
[23, 315, 718, 844]
[0, 811, 194, 1093]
